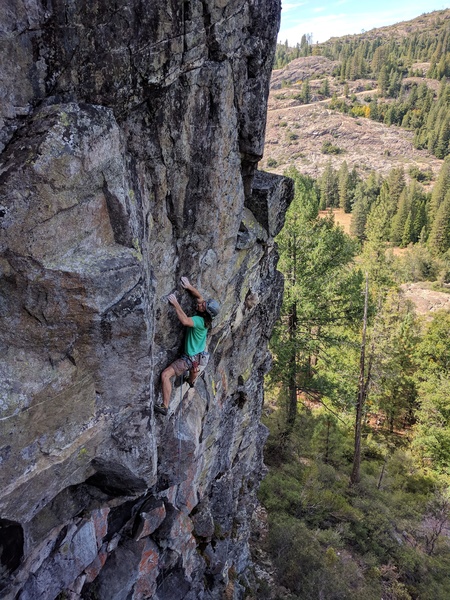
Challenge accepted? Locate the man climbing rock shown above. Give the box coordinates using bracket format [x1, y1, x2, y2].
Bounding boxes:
[155, 277, 220, 416]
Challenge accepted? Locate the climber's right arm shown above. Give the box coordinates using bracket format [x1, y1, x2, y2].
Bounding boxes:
[168, 293, 194, 327]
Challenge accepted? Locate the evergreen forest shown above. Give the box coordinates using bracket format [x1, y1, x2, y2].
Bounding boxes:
[256, 167, 450, 600]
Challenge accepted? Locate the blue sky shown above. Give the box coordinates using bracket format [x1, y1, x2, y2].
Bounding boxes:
[278, 1, 449, 45]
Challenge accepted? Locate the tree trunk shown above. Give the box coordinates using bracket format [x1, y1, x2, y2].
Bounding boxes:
[325, 416, 331, 464]
[287, 302, 298, 426]
[350, 276, 369, 486]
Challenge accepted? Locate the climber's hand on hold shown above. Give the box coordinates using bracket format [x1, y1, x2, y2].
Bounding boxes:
[180, 277, 191, 290]
[168, 293, 179, 307]
[181, 277, 203, 301]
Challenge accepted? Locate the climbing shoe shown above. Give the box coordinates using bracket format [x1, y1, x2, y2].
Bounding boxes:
[154, 403, 168, 416]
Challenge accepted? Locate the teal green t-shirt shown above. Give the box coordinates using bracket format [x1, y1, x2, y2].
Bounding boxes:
[184, 315, 207, 357]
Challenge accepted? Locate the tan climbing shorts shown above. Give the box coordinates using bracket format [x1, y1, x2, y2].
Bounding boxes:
[170, 356, 191, 377]
[170, 352, 209, 377]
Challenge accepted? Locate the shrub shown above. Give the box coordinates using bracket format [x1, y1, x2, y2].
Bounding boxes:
[409, 166, 433, 182]
[322, 140, 342, 154]
[266, 157, 278, 168]
[267, 515, 382, 600]
[393, 245, 439, 282]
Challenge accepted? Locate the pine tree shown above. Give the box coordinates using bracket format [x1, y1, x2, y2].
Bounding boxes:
[363, 198, 395, 289]
[378, 65, 389, 96]
[413, 311, 450, 472]
[401, 212, 414, 247]
[428, 194, 450, 255]
[347, 166, 361, 210]
[301, 78, 311, 104]
[270, 167, 361, 426]
[429, 156, 450, 223]
[413, 200, 428, 242]
[436, 118, 450, 159]
[371, 291, 418, 432]
[319, 160, 339, 208]
[386, 167, 406, 215]
[338, 161, 351, 212]
[390, 188, 410, 245]
[350, 189, 370, 241]
[369, 97, 379, 121]
[320, 77, 330, 97]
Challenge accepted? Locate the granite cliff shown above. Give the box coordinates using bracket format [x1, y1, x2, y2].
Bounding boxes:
[0, 1, 293, 598]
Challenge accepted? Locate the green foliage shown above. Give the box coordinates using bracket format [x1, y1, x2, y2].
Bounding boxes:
[260, 399, 450, 599]
[369, 290, 419, 431]
[319, 160, 339, 208]
[269, 167, 363, 425]
[319, 77, 331, 97]
[286, 131, 299, 142]
[428, 195, 450, 255]
[261, 76, 450, 587]
[273, 11, 450, 160]
[266, 513, 382, 600]
[350, 172, 382, 241]
[413, 374, 450, 471]
[409, 166, 434, 183]
[321, 140, 342, 155]
[274, 37, 313, 69]
[392, 245, 441, 282]
[301, 78, 311, 104]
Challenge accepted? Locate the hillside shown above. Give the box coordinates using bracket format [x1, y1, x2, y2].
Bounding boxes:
[265, 8, 450, 182]
[328, 8, 450, 43]
[263, 79, 443, 180]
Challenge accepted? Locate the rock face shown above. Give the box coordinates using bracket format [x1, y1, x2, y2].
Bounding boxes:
[0, 1, 292, 598]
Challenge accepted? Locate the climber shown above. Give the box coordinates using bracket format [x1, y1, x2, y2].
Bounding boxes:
[154, 277, 220, 416]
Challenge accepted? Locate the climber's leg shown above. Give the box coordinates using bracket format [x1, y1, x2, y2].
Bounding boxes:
[187, 361, 200, 387]
[161, 364, 176, 408]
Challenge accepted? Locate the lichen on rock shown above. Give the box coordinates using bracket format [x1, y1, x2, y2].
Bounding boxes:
[0, 0, 293, 598]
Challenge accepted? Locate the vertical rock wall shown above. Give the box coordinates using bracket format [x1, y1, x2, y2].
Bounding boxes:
[0, 1, 293, 598]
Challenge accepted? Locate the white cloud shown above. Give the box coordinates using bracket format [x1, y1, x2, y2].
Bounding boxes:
[279, 13, 355, 44]
[281, 1, 309, 12]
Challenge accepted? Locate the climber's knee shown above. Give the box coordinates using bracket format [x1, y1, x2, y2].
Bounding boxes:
[161, 365, 176, 383]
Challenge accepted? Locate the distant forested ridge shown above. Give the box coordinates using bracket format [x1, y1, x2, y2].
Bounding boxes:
[274, 9, 450, 160]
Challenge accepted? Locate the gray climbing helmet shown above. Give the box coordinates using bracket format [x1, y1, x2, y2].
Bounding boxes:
[206, 299, 220, 318]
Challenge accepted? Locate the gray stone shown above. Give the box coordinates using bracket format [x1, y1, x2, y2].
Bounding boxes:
[134, 499, 166, 541]
[18, 521, 97, 600]
[246, 170, 295, 237]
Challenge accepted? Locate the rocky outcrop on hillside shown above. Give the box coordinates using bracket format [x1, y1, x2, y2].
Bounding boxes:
[0, 1, 292, 598]
[270, 55, 339, 89]
[400, 282, 450, 316]
[264, 86, 443, 180]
